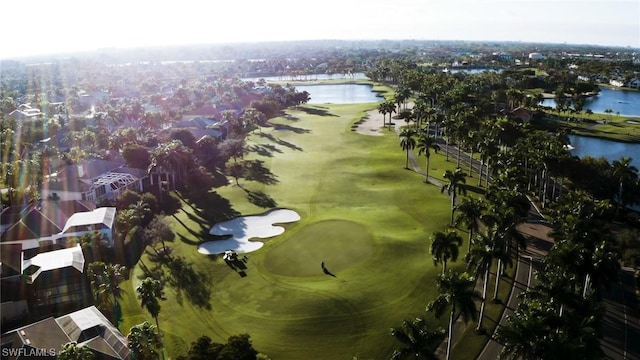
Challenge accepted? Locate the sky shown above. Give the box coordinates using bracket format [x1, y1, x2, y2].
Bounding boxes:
[1, 0, 638, 59]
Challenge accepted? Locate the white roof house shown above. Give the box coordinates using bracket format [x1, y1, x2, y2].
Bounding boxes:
[58, 207, 117, 247]
[62, 207, 116, 233]
[22, 244, 85, 284]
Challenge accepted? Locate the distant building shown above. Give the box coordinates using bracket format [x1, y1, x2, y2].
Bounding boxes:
[9, 104, 42, 123]
[528, 52, 544, 60]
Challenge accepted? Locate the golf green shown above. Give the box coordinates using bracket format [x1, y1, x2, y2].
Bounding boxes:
[263, 220, 374, 276]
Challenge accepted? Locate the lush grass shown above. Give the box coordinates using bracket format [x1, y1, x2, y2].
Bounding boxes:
[120, 102, 508, 359]
[532, 115, 640, 142]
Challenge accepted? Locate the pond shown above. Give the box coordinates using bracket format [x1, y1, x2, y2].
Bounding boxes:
[542, 87, 640, 117]
[294, 84, 383, 104]
[242, 72, 368, 82]
[568, 134, 640, 167]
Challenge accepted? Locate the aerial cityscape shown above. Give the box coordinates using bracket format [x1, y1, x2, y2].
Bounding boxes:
[1, 1, 640, 360]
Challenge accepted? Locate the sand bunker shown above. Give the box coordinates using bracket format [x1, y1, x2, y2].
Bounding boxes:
[197, 209, 301, 255]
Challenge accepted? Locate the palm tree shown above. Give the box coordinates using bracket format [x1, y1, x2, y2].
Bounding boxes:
[136, 277, 164, 333]
[127, 321, 162, 360]
[378, 101, 388, 128]
[466, 229, 511, 331]
[416, 133, 440, 182]
[454, 197, 486, 252]
[390, 318, 445, 360]
[385, 100, 397, 130]
[87, 262, 125, 324]
[441, 168, 467, 225]
[58, 342, 94, 360]
[611, 156, 638, 214]
[427, 270, 480, 360]
[430, 231, 463, 275]
[399, 128, 416, 169]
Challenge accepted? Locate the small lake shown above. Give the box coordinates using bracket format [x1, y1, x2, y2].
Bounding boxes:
[542, 87, 640, 117]
[295, 84, 383, 104]
[568, 134, 640, 167]
[242, 72, 368, 82]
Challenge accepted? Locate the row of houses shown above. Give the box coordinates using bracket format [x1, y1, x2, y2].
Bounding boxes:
[0, 158, 161, 358]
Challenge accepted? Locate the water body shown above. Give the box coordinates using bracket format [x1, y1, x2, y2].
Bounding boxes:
[448, 68, 503, 74]
[295, 84, 383, 104]
[568, 134, 640, 167]
[242, 72, 368, 82]
[542, 87, 640, 117]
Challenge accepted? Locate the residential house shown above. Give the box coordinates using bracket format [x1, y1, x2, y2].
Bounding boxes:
[57, 207, 117, 248]
[172, 117, 228, 140]
[1, 244, 89, 323]
[40, 160, 149, 203]
[609, 78, 625, 87]
[0, 200, 95, 250]
[502, 107, 534, 122]
[628, 77, 640, 88]
[0, 305, 130, 359]
[9, 104, 42, 123]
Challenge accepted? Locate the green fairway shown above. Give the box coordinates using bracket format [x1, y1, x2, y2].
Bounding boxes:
[121, 102, 472, 359]
[264, 220, 374, 277]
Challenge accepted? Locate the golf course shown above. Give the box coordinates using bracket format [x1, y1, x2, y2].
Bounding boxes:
[119, 98, 478, 359]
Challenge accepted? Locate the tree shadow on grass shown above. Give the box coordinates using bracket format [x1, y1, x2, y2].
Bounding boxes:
[272, 123, 312, 134]
[187, 191, 241, 224]
[297, 106, 339, 117]
[245, 190, 278, 208]
[163, 256, 212, 309]
[254, 133, 302, 151]
[172, 214, 206, 242]
[247, 144, 280, 158]
[244, 159, 279, 185]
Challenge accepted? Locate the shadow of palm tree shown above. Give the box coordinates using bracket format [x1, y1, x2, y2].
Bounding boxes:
[297, 106, 339, 117]
[273, 123, 312, 134]
[165, 256, 212, 309]
[249, 144, 282, 157]
[187, 191, 241, 224]
[244, 159, 279, 185]
[275, 138, 303, 151]
[246, 190, 278, 208]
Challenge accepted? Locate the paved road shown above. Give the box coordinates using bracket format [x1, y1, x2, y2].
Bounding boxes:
[397, 129, 639, 359]
[601, 268, 640, 360]
[476, 254, 535, 360]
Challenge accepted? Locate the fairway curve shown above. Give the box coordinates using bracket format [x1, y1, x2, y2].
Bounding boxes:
[197, 209, 301, 255]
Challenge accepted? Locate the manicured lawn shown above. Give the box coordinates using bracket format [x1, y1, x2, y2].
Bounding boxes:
[120, 102, 502, 359]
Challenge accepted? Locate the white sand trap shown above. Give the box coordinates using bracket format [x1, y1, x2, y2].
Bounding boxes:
[197, 209, 301, 255]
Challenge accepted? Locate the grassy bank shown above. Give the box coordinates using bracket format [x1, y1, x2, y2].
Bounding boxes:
[119, 102, 510, 359]
[532, 113, 640, 143]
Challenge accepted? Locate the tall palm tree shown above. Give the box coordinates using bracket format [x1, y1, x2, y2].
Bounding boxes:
[611, 156, 638, 214]
[136, 277, 164, 333]
[466, 229, 511, 331]
[127, 321, 162, 360]
[390, 318, 445, 360]
[416, 133, 440, 182]
[58, 341, 95, 360]
[385, 100, 397, 130]
[87, 262, 125, 324]
[454, 197, 486, 252]
[441, 168, 467, 225]
[427, 270, 480, 360]
[430, 231, 463, 275]
[399, 128, 417, 170]
[378, 101, 388, 128]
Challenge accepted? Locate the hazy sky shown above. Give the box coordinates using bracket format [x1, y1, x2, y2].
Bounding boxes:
[1, 0, 638, 58]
